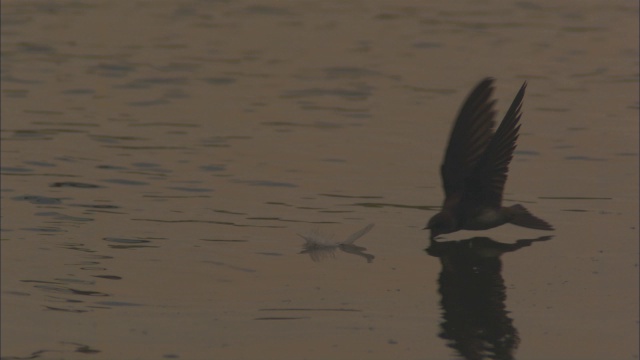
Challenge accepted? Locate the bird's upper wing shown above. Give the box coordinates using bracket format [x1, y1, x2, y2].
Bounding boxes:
[441, 78, 497, 199]
[465, 81, 526, 208]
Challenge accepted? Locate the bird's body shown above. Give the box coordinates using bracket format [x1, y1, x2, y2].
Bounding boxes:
[427, 78, 553, 240]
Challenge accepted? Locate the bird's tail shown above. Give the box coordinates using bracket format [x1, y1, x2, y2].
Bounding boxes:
[507, 204, 554, 230]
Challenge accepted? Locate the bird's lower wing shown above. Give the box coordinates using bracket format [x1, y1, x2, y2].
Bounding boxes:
[466, 81, 527, 208]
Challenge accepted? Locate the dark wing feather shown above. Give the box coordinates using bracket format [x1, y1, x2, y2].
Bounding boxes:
[465, 81, 527, 208]
[441, 78, 497, 199]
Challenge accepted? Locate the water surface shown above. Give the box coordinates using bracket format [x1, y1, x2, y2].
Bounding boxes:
[1, 1, 638, 359]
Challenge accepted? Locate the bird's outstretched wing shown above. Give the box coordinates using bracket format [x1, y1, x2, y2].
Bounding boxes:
[441, 78, 497, 199]
[466, 82, 526, 208]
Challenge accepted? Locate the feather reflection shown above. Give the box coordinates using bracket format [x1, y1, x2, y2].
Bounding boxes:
[426, 236, 552, 360]
[299, 223, 375, 263]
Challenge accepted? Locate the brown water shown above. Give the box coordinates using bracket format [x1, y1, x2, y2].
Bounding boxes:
[1, 1, 638, 359]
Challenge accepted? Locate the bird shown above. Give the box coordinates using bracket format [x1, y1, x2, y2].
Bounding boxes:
[426, 78, 554, 240]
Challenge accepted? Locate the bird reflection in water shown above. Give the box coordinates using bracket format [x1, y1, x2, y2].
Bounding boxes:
[298, 223, 375, 263]
[426, 236, 552, 360]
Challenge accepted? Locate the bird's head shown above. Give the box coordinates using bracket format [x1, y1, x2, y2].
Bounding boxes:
[425, 212, 456, 240]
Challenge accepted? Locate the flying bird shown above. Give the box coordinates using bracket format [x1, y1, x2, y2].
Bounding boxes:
[426, 78, 553, 240]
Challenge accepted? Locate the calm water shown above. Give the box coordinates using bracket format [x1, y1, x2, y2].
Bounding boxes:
[1, 1, 638, 359]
